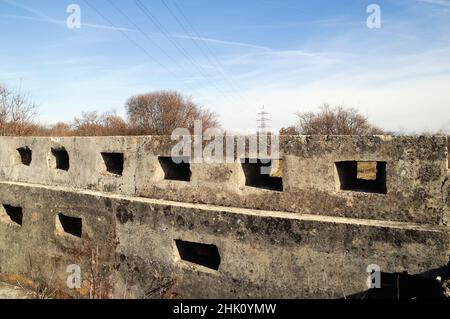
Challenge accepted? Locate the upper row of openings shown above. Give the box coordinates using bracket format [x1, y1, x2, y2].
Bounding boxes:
[14, 147, 387, 195]
[101, 152, 124, 176]
[160, 158, 387, 195]
[159, 157, 284, 193]
[52, 147, 70, 171]
[159, 156, 191, 182]
[241, 158, 284, 192]
[17, 147, 32, 166]
[17, 147, 125, 175]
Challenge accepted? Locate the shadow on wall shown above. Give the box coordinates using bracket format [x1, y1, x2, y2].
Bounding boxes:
[348, 261, 450, 299]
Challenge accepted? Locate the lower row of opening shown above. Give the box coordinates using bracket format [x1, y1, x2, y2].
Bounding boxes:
[0, 205, 221, 271]
[0, 205, 83, 238]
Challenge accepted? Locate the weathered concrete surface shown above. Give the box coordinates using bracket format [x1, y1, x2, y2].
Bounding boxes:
[113, 198, 450, 299]
[0, 135, 448, 299]
[0, 181, 448, 299]
[0, 182, 115, 299]
[0, 136, 447, 225]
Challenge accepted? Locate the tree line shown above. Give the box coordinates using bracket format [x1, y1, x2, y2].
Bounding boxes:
[1, 82, 447, 142]
[0, 84, 219, 137]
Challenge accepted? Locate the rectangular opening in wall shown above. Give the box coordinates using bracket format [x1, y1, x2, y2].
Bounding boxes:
[101, 152, 124, 176]
[241, 158, 283, 192]
[159, 157, 191, 182]
[17, 147, 32, 166]
[57, 213, 82, 238]
[1, 204, 23, 226]
[335, 161, 387, 194]
[52, 148, 70, 171]
[175, 240, 221, 271]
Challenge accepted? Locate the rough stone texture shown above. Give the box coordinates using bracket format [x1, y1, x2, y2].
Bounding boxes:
[0, 136, 448, 224]
[0, 181, 448, 299]
[112, 197, 450, 299]
[0, 182, 115, 298]
[0, 137, 138, 196]
[0, 135, 448, 299]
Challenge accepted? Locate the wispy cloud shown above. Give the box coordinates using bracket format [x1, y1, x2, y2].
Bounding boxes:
[246, 50, 337, 63]
[1, 0, 273, 50]
[1, 0, 133, 31]
[417, 0, 450, 7]
[171, 34, 272, 51]
[2, 0, 51, 19]
[0, 13, 135, 31]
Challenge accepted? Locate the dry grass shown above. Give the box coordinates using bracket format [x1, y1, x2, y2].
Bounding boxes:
[357, 162, 378, 180]
[270, 159, 284, 178]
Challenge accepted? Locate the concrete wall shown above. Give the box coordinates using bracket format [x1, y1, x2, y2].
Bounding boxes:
[1, 182, 448, 298]
[0, 136, 448, 224]
[0, 135, 448, 298]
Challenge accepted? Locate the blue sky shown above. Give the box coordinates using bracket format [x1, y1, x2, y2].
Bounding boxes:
[0, 0, 449, 133]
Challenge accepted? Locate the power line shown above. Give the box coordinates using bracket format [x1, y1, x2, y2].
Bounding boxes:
[134, 0, 236, 105]
[169, 0, 253, 105]
[171, 0, 263, 107]
[160, 0, 250, 104]
[81, 0, 204, 98]
[134, 0, 240, 106]
[104, 0, 209, 99]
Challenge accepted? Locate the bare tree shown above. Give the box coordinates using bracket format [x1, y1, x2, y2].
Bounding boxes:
[126, 90, 219, 135]
[295, 104, 383, 135]
[72, 111, 103, 136]
[101, 111, 129, 136]
[50, 122, 73, 136]
[72, 110, 129, 136]
[28, 110, 129, 137]
[279, 126, 299, 135]
[0, 84, 37, 136]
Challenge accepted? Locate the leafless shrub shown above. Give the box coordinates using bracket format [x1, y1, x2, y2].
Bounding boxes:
[0, 84, 38, 136]
[279, 126, 299, 135]
[29, 111, 130, 137]
[295, 104, 384, 135]
[72, 110, 129, 136]
[88, 246, 111, 299]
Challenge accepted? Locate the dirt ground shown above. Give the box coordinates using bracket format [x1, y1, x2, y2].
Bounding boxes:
[0, 282, 34, 299]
